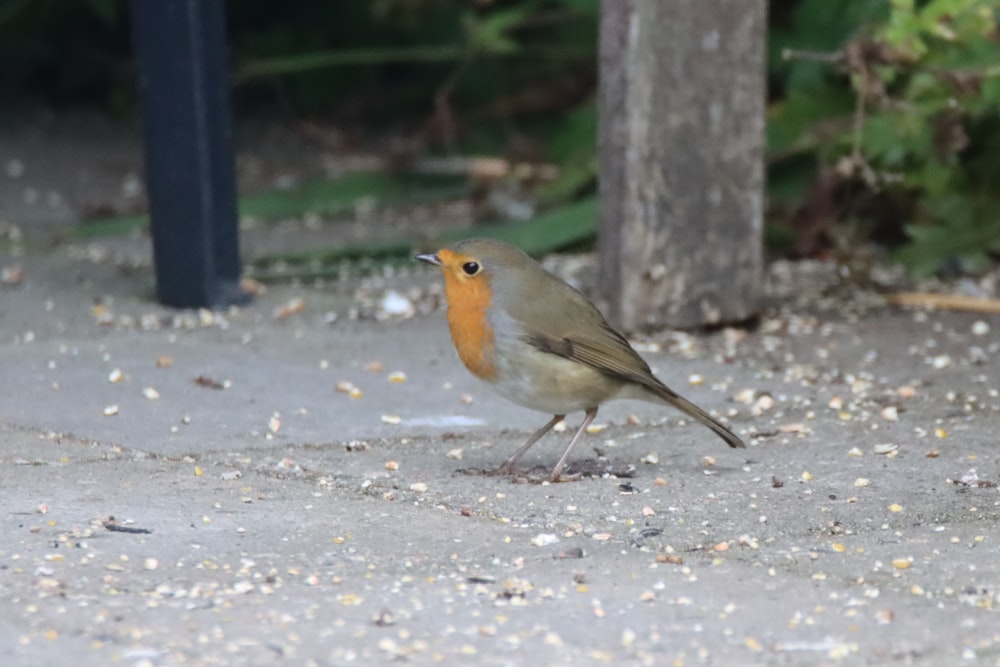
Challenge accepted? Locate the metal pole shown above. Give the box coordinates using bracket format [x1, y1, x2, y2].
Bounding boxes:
[129, 0, 247, 308]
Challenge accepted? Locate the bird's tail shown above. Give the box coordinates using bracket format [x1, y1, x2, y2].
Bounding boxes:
[645, 381, 746, 449]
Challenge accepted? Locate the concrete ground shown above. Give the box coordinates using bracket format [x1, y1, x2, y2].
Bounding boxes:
[1, 117, 999, 666]
[2, 235, 999, 667]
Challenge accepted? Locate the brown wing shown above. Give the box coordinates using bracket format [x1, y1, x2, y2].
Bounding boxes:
[521, 328, 746, 450]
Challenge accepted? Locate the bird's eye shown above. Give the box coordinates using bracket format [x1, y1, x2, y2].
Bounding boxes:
[461, 261, 481, 276]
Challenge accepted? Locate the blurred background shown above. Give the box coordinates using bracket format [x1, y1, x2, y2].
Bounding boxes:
[0, 0, 998, 279]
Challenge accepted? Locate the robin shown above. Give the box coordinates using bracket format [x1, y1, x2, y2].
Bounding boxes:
[416, 238, 746, 481]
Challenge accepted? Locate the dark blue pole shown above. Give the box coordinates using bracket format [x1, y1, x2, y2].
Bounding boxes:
[129, 0, 248, 308]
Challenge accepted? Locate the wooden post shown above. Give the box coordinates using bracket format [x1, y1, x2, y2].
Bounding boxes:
[598, 0, 765, 330]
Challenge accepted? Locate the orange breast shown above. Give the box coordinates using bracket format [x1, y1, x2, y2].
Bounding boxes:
[443, 273, 498, 381]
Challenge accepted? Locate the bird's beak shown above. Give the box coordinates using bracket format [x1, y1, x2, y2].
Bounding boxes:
[414, 252, 442, 267]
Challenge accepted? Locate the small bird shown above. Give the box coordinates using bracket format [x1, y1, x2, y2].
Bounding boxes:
[416, 238, 746, 481]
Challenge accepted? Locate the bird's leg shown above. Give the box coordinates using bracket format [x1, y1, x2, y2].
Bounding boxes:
[548, 407, 598, 482]
[495, 414, 565, 475]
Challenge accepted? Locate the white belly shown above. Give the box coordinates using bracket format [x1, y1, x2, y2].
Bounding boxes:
[489, 335, 634, 415]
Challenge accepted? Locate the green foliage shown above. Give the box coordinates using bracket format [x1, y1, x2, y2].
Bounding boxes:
[770, 0, 1000, 275]
[73, 171, 469, 239]
[6, 0, 999, 276]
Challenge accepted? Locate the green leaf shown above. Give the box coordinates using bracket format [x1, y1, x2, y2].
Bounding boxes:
[73, 172, 468, 239]
[439, 197, 597, 255]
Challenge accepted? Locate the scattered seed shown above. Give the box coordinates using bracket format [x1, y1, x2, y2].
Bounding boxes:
[141, 387, 160, 400]
[381, 414, 401, 425]
[848, 447, 863, 457]
[531, 533, 560, 547]
[854, 478, 872, 488]
[379, 291, 414, 318]
[891, 558, 911, 570]
[240, 277, 266, 296]
[409, 482, 427, 493]
[155, 355, 173, 368]
[971, 320, 990, 336]
[592, 533, 612, 542]
[688, 374, 703, 386]
[888, 503, 903, 513]
[460, 393, 474, 405]
[713, 542, 730, 552]
[364, 361, 384, 373]
[931, 355, 951, 369]
[0, 265, 24, 285]
[107, 368, 124, 383]
[387, 371, 407, 383]
[194, 375, 228, 390]
[656, 554, 684, 564]
[880, 406, 899, 421]
[875, 609, 895, 624]
[897, 385, 916, 398]
[801, 471, 813, 481]
[874, 443, 898, 455]
[143, 558, 159, 571]
[934, 428, 948, 439]
[640, 453, 659, 465]
[752, 395, 775, 415]
[385, 460, 399, 471]
[832, 543, 846, 553]
[273, 297, 305, 319]
[446, 448, 463, 460]
[558, 547, 585, 560]
[268, 415, 281, 434]
[103, 404, 119, 417]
